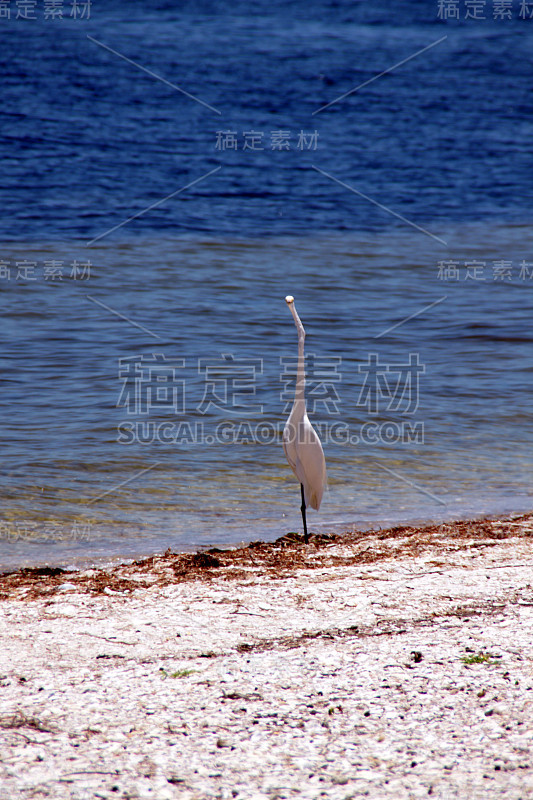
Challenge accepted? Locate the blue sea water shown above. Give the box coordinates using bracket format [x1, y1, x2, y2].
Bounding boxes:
[0, 1, 532, 568]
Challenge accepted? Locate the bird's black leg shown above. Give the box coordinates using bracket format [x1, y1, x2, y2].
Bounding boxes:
[300, 484, 309, 544]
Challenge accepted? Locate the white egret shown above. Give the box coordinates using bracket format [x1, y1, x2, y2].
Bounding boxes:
[282, 295, 327, 543]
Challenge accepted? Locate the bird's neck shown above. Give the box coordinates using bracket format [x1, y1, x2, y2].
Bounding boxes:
[295, 328, 306, 407]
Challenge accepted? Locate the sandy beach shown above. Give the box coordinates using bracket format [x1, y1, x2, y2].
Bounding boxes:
[1, 514, 533, 799]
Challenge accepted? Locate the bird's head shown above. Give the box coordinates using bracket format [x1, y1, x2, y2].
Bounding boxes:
[285, 295, 294, 305]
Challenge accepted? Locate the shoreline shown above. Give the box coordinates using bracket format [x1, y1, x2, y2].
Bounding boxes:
[1, 511, 532, 601]
[1, 512, 532, 799]
[3, 498, 533, 575]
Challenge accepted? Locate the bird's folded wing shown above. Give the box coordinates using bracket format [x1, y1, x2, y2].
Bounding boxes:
[283, 419, 326, 510]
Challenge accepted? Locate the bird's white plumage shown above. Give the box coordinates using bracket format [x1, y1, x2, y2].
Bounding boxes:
[283, 415, 325, 509]
[282, 297, 326, 511]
